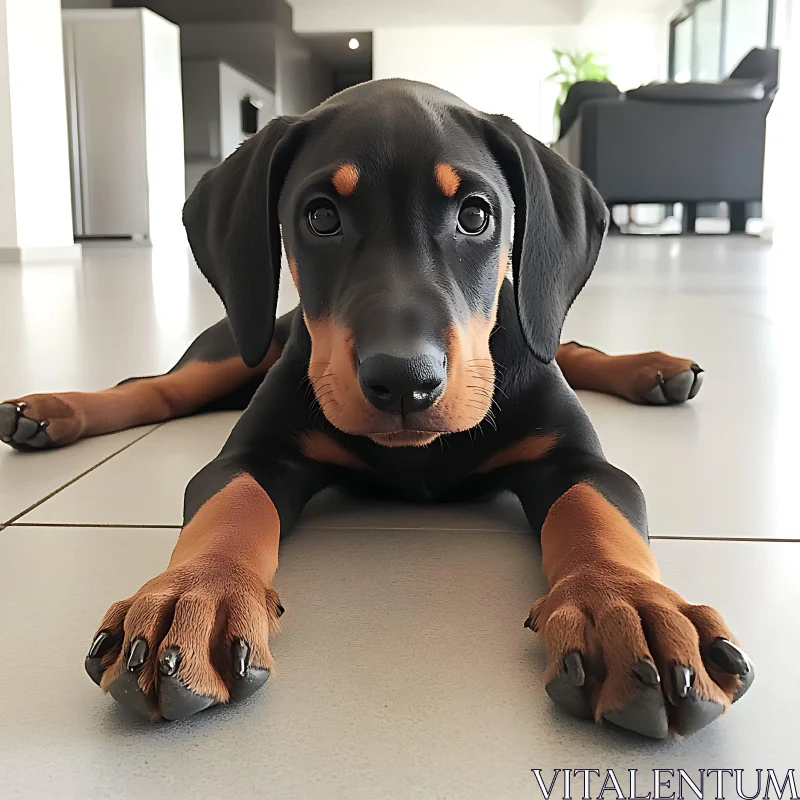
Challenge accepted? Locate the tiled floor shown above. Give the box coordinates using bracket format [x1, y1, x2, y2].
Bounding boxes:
[1, 236, 798, 798]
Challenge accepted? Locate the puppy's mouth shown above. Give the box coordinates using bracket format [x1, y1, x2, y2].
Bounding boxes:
[367, 428, 444, 447]
[359, 402, 456, 432]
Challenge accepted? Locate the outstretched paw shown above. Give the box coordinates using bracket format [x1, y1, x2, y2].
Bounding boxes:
[85, 559, 284, 721]
[0, 401, 53, 450]
[0, 394, 84, 450]
[641, 364, 704, 405]
[527, 567, 753, 739]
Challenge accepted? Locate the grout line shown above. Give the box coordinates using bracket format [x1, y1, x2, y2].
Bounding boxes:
[7, 522, 181, 529]
[5, 522, 522, 532]
[295, 525, 527, 532]
[3, 521, 798, 543]
[650, 535, 800, 543]
[1, 424, 164, 527]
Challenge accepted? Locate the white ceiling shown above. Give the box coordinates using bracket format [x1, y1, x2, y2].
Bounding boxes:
[299, 32, 374, 71]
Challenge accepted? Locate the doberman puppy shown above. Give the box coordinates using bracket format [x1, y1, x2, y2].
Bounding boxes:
[0, 79, 750, 738]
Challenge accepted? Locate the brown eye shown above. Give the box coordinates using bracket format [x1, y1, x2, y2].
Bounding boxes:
[457, 200, 489, 235]
[307, 203, 341, 236]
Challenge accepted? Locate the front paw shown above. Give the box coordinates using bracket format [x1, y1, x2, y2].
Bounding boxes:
[526, 566, 754, 739]
[0, 395, 84, 450]
[85, 559, 284, 721]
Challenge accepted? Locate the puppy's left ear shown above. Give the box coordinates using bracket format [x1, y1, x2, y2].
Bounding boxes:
[183, 116, 306, 368]
[485, 115, 608, 363]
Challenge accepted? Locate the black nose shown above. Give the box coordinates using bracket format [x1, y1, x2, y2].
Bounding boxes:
[358, 352, 447, 413]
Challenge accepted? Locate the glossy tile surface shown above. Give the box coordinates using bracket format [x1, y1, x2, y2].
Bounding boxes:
[5, 236, 797, 540]
[0, 526, 796, 799]
[0, 425, 156, 524]
[1, 236, 798, 796]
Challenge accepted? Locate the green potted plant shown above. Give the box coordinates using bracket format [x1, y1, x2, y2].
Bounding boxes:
[548, 50, 611, 129]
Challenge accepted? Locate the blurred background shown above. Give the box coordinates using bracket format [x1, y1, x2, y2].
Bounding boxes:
[2, 0, 794, 264]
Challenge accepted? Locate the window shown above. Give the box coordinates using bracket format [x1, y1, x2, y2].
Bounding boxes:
[669, 0, 775, 81]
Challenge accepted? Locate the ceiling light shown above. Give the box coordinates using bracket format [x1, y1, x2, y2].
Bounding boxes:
[348, 38, 360, 50]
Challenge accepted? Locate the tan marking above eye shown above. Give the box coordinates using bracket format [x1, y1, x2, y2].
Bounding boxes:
[332, 163, 359, 196]
[435, 163, 461, 198]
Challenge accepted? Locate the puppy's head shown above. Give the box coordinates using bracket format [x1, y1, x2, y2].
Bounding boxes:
[184, 80, 607, 446]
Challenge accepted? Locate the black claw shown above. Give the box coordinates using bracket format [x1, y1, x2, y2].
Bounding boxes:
[545, 657, 592, 721]
[12, 415, 39, 443]
[229, 666, 270, 704]
[733, 662, 756, 702]
[672, 689, 725, 736]
[232, 639, 250, 679]
[705, 639, 755, 702]
[85, 657, 105, 687]
[564, 652, 585, 687]
[707, 638, 750, 676]
[691, 364, 704, 375]
[603, 684, 669, 740]
[663, 370, 695, 402]
[85, 631, 118, 686]
[0, 402, 53, 450]
[126, 639, 148, 672]
[88, 630, 114, 659]
[641, 378, 669, 405]
[673, 665, 694, 699]
[0, 404, 18, 437]
[228, 638, 270, 703]
[523, 615, 533, 630]
[158, 674, 217, 721]
[276, 603, 285, 617]
[107, 670, 152, 718]
[633, 659, 660, 686]
[159, 646, 181, 677]
[688, 370, 704, 400]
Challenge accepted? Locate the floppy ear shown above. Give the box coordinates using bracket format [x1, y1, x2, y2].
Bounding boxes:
[183, 116, 306, 367]
[484, 115, 608, 363]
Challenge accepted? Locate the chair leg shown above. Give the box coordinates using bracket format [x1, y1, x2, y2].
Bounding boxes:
[729, 201, 747, 233]
[682, 202, 697, 234]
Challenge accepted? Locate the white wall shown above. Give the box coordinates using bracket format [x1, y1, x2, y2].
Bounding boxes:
[141, 9, 186, 246]
[1, 0, 76, 253]
[182, 60, 275, 197]
[275, 29, 333, 116]
[373, 22, 667, 143]
[181, 22, 276, 91]
[761, 0, 798, 242]
[218, 62, 275, 159]
[0, 2, 16, 247]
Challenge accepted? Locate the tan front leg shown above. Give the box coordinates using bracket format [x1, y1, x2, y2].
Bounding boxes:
[85, 474, 284, 721]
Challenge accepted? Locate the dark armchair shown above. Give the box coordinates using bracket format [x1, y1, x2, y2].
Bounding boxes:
[552, 48, 780, 232]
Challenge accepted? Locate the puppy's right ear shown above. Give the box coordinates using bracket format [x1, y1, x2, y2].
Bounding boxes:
[183, 116, 306, 367]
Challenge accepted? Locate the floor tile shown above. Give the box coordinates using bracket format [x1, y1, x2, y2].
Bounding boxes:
[0, 248, 297, 399]
[0, 425, 157, 524]
[6, 237, 796, 540]
[0, 526, 795, 798]
[18, 412, 239, 526]
[19, 411, 530, 530]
